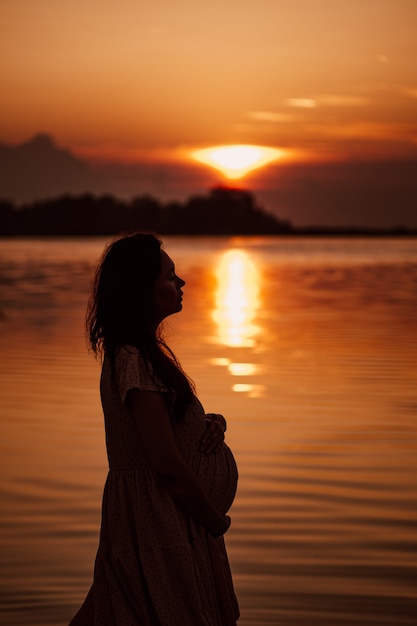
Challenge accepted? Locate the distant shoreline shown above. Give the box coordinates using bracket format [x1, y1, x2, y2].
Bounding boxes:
[2, 230, 416, 239]
[1, 187, 416, 237]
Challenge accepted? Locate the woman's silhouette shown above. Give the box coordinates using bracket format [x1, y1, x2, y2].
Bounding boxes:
[70, 232, 239, 625]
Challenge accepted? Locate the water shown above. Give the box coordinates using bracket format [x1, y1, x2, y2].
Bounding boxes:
[0, 236, 416, 626]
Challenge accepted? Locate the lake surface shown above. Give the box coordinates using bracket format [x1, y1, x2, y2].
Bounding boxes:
[0, 236, 416, 626]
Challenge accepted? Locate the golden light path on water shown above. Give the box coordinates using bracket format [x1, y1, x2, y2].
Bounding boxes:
[212, 249, 265, 397]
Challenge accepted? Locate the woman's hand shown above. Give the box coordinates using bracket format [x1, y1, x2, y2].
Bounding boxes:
[127, 390, 230, 537]
[199, 413, 227, 454]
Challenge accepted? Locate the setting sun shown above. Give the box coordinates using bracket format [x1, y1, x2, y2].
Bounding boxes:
[191, 145, 283, 179]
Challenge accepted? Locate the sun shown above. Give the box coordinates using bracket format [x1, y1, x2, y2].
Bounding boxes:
[191, 144, 283, 179]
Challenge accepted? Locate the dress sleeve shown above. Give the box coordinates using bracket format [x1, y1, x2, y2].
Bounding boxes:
[116, 345, 169, 405]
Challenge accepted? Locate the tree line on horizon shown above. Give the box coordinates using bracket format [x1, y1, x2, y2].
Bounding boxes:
[0, 187, 293, 236]
[0, 186, 414, 237]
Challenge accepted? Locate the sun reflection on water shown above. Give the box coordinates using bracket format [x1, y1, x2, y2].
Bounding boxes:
[231, 382, 266, 397]
[228, 362, 257, 376]
[212, 249, 261, 348]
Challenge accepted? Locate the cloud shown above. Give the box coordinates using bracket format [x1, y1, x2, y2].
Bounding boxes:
[285, 95, 368, 109]
[285, 98, 317, 109]
[317, 95, 369, 107]
[247, 111, 292, 123]
[306, 121, 416, 143]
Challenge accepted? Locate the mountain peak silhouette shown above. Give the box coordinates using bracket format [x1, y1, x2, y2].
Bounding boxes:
[22, 133, 58, 153]
[0, 133, 94, 203]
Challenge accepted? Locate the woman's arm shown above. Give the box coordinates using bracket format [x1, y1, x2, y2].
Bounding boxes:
[126, 389, 230, 538]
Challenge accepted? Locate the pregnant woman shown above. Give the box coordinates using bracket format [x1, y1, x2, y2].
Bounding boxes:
[70, 232, 239, 626]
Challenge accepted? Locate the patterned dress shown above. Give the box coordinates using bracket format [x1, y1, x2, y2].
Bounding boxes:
[70, 345, 239, 625]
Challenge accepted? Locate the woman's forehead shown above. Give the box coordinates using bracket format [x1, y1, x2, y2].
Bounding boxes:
[160, 250, 174, 269]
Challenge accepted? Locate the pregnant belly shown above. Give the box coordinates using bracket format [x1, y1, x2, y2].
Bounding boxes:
[193, 443, 238, 514]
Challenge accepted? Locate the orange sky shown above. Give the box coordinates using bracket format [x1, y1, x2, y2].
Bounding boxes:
[1, 0, 417, 227]
[1, 0, 416, 162]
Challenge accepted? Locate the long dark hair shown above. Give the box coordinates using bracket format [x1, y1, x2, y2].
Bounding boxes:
[86, 232, 194, 419]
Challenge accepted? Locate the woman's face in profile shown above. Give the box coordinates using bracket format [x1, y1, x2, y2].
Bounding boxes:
[152, 251, 185, 324]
